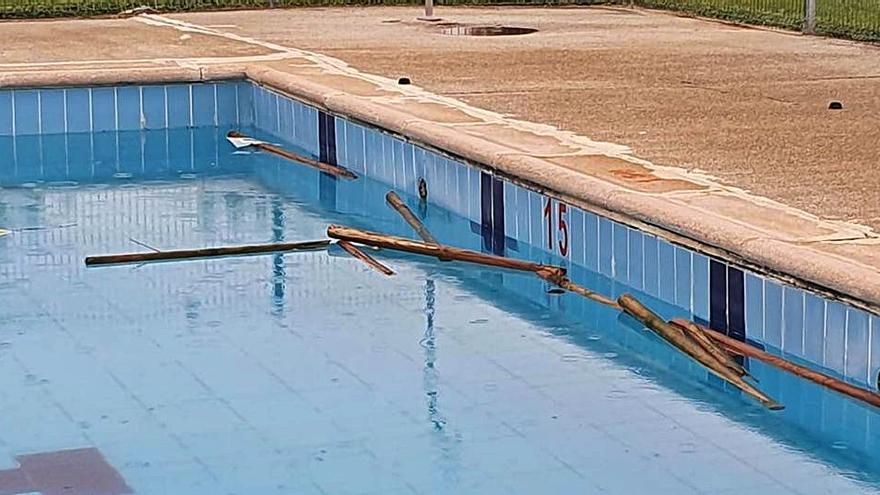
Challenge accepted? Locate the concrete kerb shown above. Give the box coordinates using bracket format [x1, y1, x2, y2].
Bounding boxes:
[4, 61, 880, 315]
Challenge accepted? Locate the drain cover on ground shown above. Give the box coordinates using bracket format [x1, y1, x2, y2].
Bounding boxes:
[441, 25, 538, 36]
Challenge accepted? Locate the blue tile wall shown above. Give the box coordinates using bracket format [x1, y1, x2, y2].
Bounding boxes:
[783, 287, 805, 356]
[92, 87, 116, 132]
[0, 83, 244, 138]
[0, 91, 12, 135]
[13, 90, 40, 135]
[39, 89, 66, 135]
[3, 79, 878, 390]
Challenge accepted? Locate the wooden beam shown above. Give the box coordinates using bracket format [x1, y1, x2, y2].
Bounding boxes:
[85, 239, 331, 266]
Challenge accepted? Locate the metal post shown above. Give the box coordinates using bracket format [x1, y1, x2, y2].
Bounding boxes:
[418, 0, 440, 22]
[804, 0, 817, 34]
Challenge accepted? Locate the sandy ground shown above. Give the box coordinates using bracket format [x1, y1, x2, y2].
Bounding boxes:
[168, 6, 880, 230]
[2, 6, 880, 229]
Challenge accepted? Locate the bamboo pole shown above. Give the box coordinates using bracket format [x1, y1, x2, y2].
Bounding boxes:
[619, 294, 783, 410]
[673, 318, 880, 410]
[338, 240, 395, 276]
[674, 319, 750, 378]
[327, 224, 565, 279]
[227, 131, 357, 180]
[85, 239, 331, 266]
[385, 191, 439, 245]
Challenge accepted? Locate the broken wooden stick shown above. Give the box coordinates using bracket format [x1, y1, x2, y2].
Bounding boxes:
[619, 294, 783, 410]
[338, 240, 395, 276]
[673, 318, 880, 410]
[327, 224, 565, 279]
[385, 191, 439, 245]
[227, 131, 357, 179]
[673, 319, 750, 378]
[85, 239, 331, 266]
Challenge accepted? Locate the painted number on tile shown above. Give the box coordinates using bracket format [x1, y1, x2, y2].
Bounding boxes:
[543, 197, 569, 257]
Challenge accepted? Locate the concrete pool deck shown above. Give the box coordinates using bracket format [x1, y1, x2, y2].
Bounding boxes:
[2, 6, 880, 311]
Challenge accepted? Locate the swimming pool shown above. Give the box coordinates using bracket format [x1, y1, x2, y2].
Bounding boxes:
[0, 82, 879, 494]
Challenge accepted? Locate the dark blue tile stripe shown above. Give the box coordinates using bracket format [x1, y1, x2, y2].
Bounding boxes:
[480, 172, 493, 253]
[491, 176, 505, 256]
[478, 172, 507, 255]
[727, 266, 746, 341]
[317, 111, 337, 209]
[318, 111, 337, 166]
[709, 259, 728, 334]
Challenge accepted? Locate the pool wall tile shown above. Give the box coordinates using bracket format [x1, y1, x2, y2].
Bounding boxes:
[503, 181, 518, 240]
[727, 267, 746, 341]
[348, 123, 366, 175]
[599, 217, 614, 277]
[117, 87, 141, 131]
[13, 90, 40, 136]
[140, 86, 166, 130]
[642, 235, 659, 298]
[584, 211, 599, 272]
[782, 287, 805, 356]
[92, 87, 117, 133]
[744, 273, 764, 341]
[763, 280, 783, 349]
[825, 301, 847, 375]
[803, 293, 826, 364]
[192, 84, 216, 127]
[236, 82, 254, 126]
[216, 83, 238, 127]
[612, 223, 628, 282]
[530, 192, 545, 253]
[674, 247, 691, 309]
[39, 90, 66, 135]
[709, 260, 727, 334]
[166, 85, 192, 129]
[0, 92, 12, 136]
[657, 239, 676, 304]
[570, 207, 585, 268]
[691, 253, 709, 321]
[871, 316, 880, 390]
[846, 309, 870, 383]
[515, 186, 530, 247]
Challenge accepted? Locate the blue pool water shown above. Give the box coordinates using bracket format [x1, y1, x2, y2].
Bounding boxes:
[1, 125, 880, 495]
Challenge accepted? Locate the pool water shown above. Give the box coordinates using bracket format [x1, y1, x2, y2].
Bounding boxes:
[1, 126, 879, 495]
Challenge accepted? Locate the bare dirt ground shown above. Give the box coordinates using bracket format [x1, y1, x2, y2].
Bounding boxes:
[168, 6, 880, 229]
[2, 6, 879, 229]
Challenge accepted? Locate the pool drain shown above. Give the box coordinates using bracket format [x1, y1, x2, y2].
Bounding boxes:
[441, 25, 538, 37]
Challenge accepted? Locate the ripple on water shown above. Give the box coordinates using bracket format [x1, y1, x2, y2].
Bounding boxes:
[48, 181, 79, 189]
[113, 172, 133, 179]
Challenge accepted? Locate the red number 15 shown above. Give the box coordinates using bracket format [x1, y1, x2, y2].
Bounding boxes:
[543, 198, 569, 257]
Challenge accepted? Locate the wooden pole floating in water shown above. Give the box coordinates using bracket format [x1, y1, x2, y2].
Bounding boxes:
[227, 131, 357, 180]
[85, 239, 332, 266]
[673, 318, 880, 410]
[337, 240, 395, 276]
[327, 224, 565, 279]
[618, 294, 783, 410]
[385, 191, 439, 245]
[536, 269, 622, 310]
[674, 318, 750, 378]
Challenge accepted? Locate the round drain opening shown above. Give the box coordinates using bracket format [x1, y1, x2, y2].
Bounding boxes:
[441, 25, 538, 36]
